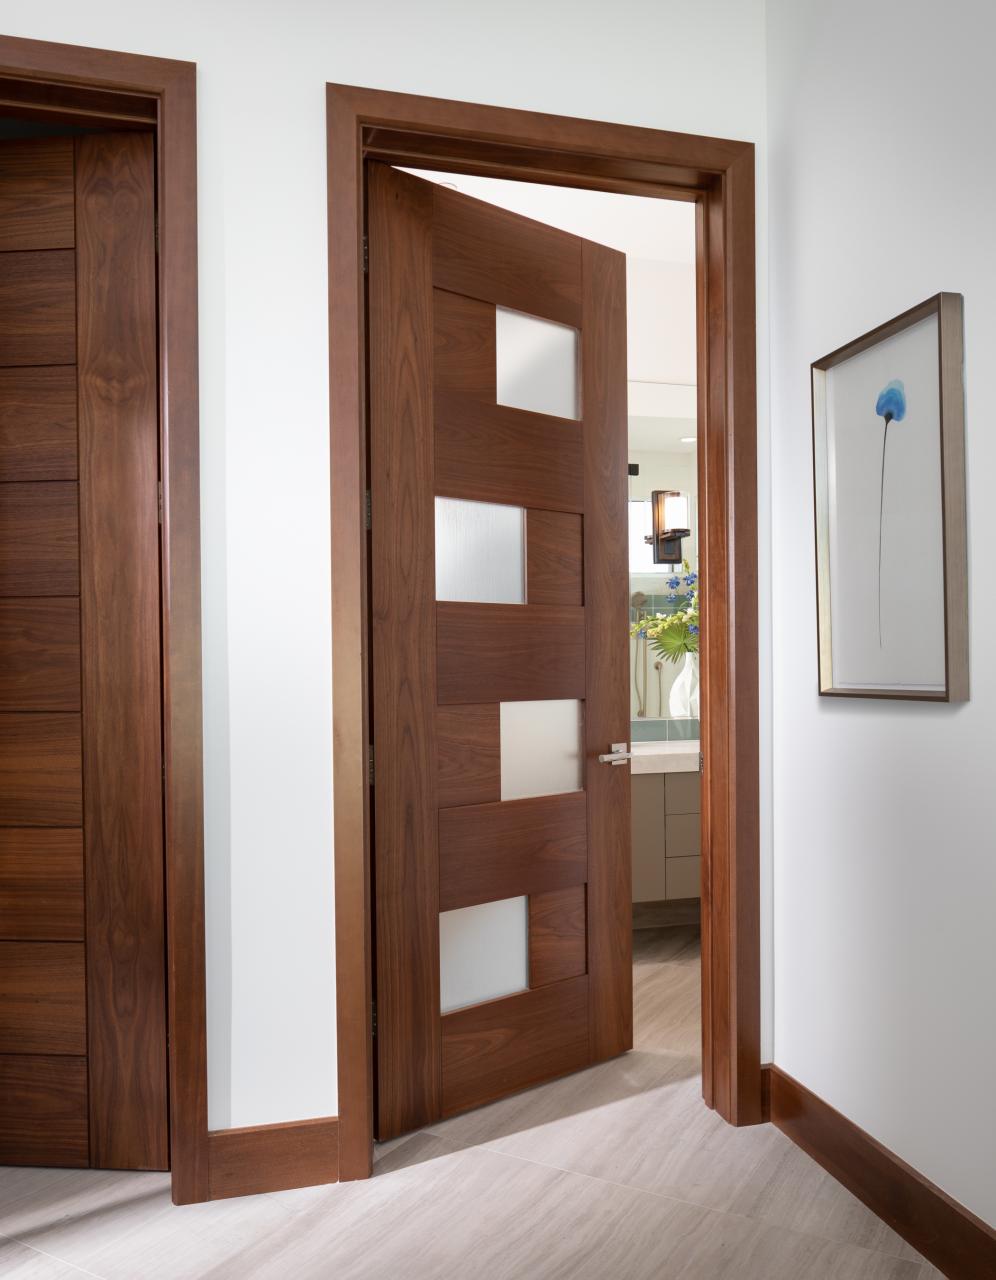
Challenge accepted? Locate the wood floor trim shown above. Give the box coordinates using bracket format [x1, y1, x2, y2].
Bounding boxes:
[207, 1117, 340, 1200]
[769, 1065, 996, 1279]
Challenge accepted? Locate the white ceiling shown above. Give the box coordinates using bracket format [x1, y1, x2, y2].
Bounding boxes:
[403, 168, 696, 263]
[628, 417, 698, 453]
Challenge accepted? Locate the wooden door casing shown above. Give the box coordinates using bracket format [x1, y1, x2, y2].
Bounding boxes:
[369, 164, 631, 1140]
[330, 85, 760, 1184]
[0, 132, 167, 1171]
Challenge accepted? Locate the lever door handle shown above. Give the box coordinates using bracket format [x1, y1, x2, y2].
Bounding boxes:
[598, 742, 633, 765]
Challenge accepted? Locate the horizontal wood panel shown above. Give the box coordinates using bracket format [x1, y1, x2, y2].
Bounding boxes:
[0, 1053, 87, 1166]
[441, 975, 589, 1117]
[526, 509, 584, 606]
[437, 703, 500, 808]
[0, 829, 84, 940]
[0, 598, 80, 710]
[435, 390, 583, 513]
[0, 712, 82, 826]
[437, 603, 585, 705]
[0, 482, 79, 597]
[208, 1117, 340, 1199]
[439, 791, 587, 911]
[434, 289, 495, 395]
[0, 138, 75, 252]
[433, 185, 582, 328]
[0, 249, 76, 367]
[0, 76, 157, 128]
[0, 366, 77, 482]
[0, 940, 86, 1053]
[529, 885, 587, 988]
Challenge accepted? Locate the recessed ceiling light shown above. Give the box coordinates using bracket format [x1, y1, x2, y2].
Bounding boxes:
[680, 436, 697, 444]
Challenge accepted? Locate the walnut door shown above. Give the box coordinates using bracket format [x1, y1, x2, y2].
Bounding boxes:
[368, 163, 631, 1139]
[0, 134, 166, 1169]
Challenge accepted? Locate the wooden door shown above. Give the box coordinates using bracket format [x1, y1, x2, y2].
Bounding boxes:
[368, 163, 631, 1139]
[0, 133, 167, 1169]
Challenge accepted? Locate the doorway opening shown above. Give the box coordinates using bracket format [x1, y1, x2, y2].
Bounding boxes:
[328, 86, 761, 1180]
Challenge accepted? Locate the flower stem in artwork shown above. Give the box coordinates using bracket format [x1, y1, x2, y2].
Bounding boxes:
[874, 380, 907, 647]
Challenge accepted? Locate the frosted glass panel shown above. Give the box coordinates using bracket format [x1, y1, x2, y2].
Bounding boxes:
[496, 306, 580, 420]
[500, 699, 584, 801]
[439, 897, 528, 1014]
[435, 497, 524, 603]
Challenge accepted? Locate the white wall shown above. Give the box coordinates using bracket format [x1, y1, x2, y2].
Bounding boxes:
[767, 0, 996, 1226]
[6, 0, 768, 1128]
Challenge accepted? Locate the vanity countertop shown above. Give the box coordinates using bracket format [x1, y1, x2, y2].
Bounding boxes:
[631, 740, 700, 775]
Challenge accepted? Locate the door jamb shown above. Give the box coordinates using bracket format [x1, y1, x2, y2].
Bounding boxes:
[328, 83, 761, 1181]
[0, 35, 208, 1204]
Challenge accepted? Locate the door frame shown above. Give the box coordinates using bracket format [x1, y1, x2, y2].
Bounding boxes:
[328, 84, 761, 1181]
[0, 35, 208, 1203]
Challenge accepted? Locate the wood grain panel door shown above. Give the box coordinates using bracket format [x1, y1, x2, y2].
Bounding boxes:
[368, 164, 631, 1139]
[0, 133, 166, 1170]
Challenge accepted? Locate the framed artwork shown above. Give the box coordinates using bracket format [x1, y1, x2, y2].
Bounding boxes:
[811, 293, 968, 700]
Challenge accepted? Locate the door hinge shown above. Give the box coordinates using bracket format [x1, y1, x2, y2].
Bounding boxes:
[365, 489, 372, 530]
[699, 751, 704, 774]
[362, 234, 369, 275]
[368, 744, 375, 786]
[154, 212, 160, 256]
[371, 1000, 377, 1039]
[157, 482, 163, 525]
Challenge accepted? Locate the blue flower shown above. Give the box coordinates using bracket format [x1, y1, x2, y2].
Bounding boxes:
[689, 625, 699, 635]
[875, 379, 907, 425]
[667, 591, 677, 601]
[667, 575, 681, 590]
[684, 573, 697, 586]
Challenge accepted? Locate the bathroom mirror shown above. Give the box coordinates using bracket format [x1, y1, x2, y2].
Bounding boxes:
[628, 454, 699, 741]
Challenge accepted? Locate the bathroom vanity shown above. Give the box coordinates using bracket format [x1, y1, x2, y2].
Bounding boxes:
[631, 742, 701, 927]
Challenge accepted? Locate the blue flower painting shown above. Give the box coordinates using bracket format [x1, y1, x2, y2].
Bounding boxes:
[874, 379, 907, 645]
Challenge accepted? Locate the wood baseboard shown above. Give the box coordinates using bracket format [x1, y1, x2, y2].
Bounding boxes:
[207, 1117, 339, 1199]
[632, 898, 700, 930]
[768, 1066, 996, 1279]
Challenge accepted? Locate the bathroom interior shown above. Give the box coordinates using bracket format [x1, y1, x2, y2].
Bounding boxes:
[410, 166, 702, 1035]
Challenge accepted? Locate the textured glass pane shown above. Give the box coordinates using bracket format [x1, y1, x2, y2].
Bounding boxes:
[435, 497, 524, 604]
[500, 699, 583, 801]
[439, 897, 528, 1014]
[496, 306, 579, 420]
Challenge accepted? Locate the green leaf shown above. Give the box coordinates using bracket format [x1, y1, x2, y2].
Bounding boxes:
[650, 622, 697, 664]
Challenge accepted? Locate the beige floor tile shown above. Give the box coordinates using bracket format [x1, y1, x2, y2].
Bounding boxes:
[0, 1167, 292, 1280]
[153, 1133, 925, 1280]
[0, 925, 944, 1279]
[0, 1237, 98, 1279]
[426, 929, 925, 1266]
[724, 1135, 924, 1261]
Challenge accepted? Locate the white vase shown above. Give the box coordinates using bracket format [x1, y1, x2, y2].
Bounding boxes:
[668, 652, 700, 720]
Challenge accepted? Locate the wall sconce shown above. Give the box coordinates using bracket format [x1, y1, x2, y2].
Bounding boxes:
[646, 490, 690, 565]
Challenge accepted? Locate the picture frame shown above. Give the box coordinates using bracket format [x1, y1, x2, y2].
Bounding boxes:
[811, 293, 968, 701]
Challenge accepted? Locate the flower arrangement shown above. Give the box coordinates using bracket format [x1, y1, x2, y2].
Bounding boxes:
[630, 562, 699, 663]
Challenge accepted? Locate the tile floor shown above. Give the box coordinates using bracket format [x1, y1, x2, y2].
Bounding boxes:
[0, 927, 943, 1278]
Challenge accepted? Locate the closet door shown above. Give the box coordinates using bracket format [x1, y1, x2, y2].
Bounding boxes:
[368, 163, 632, 1140]
[0, 133, 167, 1170]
